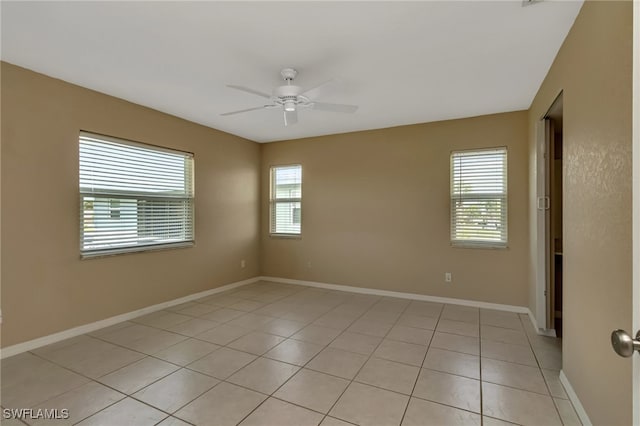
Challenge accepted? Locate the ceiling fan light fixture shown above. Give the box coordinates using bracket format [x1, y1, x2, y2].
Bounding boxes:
[284, 100, 296, 112]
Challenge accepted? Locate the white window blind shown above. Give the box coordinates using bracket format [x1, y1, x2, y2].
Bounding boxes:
[270, 165, 302, 235]
[451, 148, 507, 248]
[79, 132, 194, 257]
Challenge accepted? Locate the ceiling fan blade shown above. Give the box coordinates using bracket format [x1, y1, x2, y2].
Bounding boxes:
[220, 106, 268, 116]
[284, 109, 298, 126]
[227, 85, 271, 99]
[301, 79, 336, 99]
[312, 102, 358, 113]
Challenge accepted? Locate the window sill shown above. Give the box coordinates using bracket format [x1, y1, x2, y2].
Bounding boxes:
[269, 233, 302, 239]
[451, 242, 508, 250]
[81, 241, 194, 259]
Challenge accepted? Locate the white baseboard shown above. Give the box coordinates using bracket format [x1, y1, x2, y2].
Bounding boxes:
[526, 309, 557, 337]
[1, 276, 260, 359]
[2, 275, 557, 359]
[260, 276, 529, 314]
[560, 370, 592, 426]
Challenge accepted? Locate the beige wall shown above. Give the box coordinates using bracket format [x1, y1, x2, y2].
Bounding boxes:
[528, 1, 633, 424]
[261, 111, 530, 306]
[1, 63, 261, 347]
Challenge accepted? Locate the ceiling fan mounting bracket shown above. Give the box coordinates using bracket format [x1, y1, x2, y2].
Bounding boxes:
[280, 68, 298, 82]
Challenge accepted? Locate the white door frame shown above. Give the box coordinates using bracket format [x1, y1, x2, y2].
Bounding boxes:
[535, 118, 551, 331]
[632, 2, 639, 425]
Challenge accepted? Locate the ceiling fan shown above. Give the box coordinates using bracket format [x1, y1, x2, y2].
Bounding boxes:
[221, 68, 358, 126]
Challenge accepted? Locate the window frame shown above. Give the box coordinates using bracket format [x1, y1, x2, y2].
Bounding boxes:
[269, 164, 302, 238]
[450, 147, 508, 249]
[79, 131, 195, 258]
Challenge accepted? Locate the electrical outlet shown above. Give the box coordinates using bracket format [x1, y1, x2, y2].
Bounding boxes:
[240, 259, 246, 269]
[445, 272, 452, 283]
[307, 261, 312, 268]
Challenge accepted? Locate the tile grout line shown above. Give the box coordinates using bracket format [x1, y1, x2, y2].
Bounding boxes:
[99, 283, 313, 425]
[87, 284, 312, 366]
[45, 306, 492, 424]
[155, 291, 336, 424]
[11, 284, 560, 426]
[398, 303, 445, 426]
[265, 297, 404, 421]
[229, 291, 386, 426]
[313, 297, 416, 426]
[27, 349, 200, 426]
[120, 297, 527, 424]
[33, 324, 537, 425]
[24, 354, 177, 426]
[42, 302, 504, 425]
[23, 284, 306, 425]
[519, 314, 568, 425]
[480, 310, 559, 426]
[177, 285, 351, 424]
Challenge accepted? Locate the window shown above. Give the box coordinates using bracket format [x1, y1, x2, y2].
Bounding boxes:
[451, 147, 507, 248]
[270, 165, 302, 235]
[79, 132, 194, 257]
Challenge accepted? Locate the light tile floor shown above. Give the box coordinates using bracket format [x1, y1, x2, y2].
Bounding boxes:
[1, 281, 581, 426]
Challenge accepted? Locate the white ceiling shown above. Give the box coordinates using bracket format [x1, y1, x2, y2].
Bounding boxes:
[1, 1, 582, 143]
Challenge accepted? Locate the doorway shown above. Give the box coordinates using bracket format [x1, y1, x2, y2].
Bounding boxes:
[545, 94, 564, 337]
[536, 92, 564, 335]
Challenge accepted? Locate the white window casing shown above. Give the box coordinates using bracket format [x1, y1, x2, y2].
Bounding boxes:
[270, 164, 302, 236]
[79, 132, 194, 257]
[451, 147, 508, 248]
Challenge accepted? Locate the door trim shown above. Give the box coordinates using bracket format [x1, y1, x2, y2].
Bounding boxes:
[535, 118, 551, 330]
[632, 1, 639, 424]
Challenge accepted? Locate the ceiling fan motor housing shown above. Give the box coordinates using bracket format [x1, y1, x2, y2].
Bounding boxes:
[275, 68, 308, 107]
[273, 85, 302, 98]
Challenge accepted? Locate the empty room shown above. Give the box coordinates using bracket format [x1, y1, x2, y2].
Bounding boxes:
[1, 1, 638, 425]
